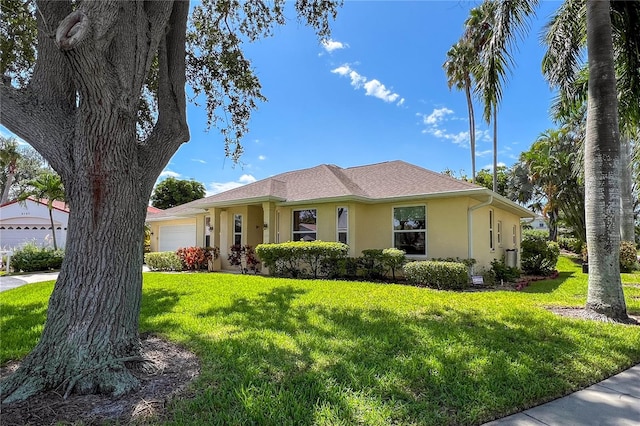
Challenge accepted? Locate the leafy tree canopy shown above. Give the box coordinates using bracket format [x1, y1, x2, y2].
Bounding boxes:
[150, 177, 206, 209]
[0, 135, 48, 203]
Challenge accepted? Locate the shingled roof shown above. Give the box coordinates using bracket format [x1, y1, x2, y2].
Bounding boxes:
[147, 161, 532, 220]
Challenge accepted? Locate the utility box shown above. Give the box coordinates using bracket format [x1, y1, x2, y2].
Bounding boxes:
[506, 249, 517, 268]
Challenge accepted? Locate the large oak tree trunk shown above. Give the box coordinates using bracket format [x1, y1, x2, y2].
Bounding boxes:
[1, 107, 152, 404]
[1, 0, 190, 402]
[584, 0, 627, 320]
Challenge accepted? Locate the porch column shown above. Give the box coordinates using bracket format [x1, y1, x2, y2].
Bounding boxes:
[262, 202, 276, 244]
[211, 208, 222, 270]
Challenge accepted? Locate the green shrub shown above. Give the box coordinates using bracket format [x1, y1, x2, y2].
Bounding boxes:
[10, 243, 64, 272]
[255, 241, 348, 278]
[523, 229, 549, 240]
[490, 258, 520, 283]
[557, 236, 583, 254]
[144, 251, 183, 271]
[521, 234, 559, 275]
[359, 249, 385, 280]
[403, 261, 469, 290]
[381, 248, 406, 280]
[619, 241, 639, 272]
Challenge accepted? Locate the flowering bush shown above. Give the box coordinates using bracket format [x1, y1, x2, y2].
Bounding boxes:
[228, 244, 260, 274]
[175, 246, 212, 271]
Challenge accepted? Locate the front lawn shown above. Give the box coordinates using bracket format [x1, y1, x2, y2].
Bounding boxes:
[1, 256, 639, 425]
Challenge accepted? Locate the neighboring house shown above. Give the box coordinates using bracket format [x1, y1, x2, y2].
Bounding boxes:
[0, 198, 70, 249]
[146, 160, 535, 272]
[524, 215, 549, 233]
[0, 200, 163, 251]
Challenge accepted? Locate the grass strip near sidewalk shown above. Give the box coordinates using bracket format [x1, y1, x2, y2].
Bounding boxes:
[1, 256, 639, 425]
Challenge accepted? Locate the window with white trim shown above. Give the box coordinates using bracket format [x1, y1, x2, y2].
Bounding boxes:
[489, 210, 494, 250]
[233, 214, 242, 246]
[512, 224, 517, 245]
[393, 205, 426, 255]
[497, 220, 502, 247]
[293, 209, 317, 241]
[337, 207, 348, 244]
[205, 216, 211, 247]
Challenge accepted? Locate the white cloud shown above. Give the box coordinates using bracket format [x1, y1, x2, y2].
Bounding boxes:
[482, 162, 507, 171]
[424, 107, 453, 125]
[321, 38, 348, 53]
[191, 158, 206, 164]
[420, 108, 493, 151]
[207, 174, 257, 196]
[476, 149, 493, 158]
[258, 155, 266, 161]
[331, 64, 402, 105]
[159, 170, 181, 178]
[331, 65, 351, 76]
[363, 79, 400, 103]
[238, 174, 256, 184]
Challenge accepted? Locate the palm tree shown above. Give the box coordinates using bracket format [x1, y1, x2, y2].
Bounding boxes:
[0, 137, 20, 204]
[443, 40, 478, 184]
[464, 0, 538, 192]
[512, 128, 585, 242]
[582, 0, 627, 320]
[21, 172, 66, 250]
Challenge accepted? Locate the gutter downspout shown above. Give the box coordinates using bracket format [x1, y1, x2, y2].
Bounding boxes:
[467, 195, 493, 273]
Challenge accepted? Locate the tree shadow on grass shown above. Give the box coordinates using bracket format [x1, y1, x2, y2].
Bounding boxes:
[153, 283, 640, 426]
[521, 271, 575, 294]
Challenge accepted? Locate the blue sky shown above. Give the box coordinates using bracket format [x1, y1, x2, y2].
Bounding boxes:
[2, 1, 563, 196]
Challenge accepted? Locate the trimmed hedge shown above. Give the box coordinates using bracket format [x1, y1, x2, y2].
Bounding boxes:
[144, 251, 183, 271]
[403, 260, 469, 290]
[10, 243, 64, 272]
[255, 241, 348, 278]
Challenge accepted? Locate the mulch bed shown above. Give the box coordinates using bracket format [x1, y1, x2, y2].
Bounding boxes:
[0, 334, 200, 426]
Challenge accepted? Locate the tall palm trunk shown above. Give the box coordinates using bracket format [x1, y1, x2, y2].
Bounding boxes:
[619, 135, 635, 242]
[47, 205, 58, 250]
[1, 159, 16, 204]
[584, 0, 627, 320]
[465, 82, 477, 184]
[492, 104, 498, 192]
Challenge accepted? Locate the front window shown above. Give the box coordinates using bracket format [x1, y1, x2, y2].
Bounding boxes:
[293, 209, 317, 241]
[489, 210, 494, 250]
[205, 216, 211, 247]
[497, 220, 502, 247]
[393, 206, 426, 255]
[337, 207, 348, 244]
[234, 214, 242, 246]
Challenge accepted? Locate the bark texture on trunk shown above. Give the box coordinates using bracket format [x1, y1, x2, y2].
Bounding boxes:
[0, 0, 190, 403]
[584, 0, 627, 320]
[619, 136, 635, 242]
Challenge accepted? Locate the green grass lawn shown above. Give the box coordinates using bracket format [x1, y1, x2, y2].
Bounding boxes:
[2, 256, 640, 425]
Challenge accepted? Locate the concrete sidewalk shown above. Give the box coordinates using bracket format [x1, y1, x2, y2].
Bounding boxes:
[0, 271, 59, 292]
[483, 363, 640, 425]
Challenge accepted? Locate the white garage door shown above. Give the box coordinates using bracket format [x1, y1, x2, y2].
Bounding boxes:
[158, 225, 196, 252]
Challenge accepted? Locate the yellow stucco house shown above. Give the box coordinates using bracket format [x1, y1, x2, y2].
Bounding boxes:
[146, 160, 534, 272]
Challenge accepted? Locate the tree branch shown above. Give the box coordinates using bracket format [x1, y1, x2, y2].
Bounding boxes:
[140, 0, 190, 191]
